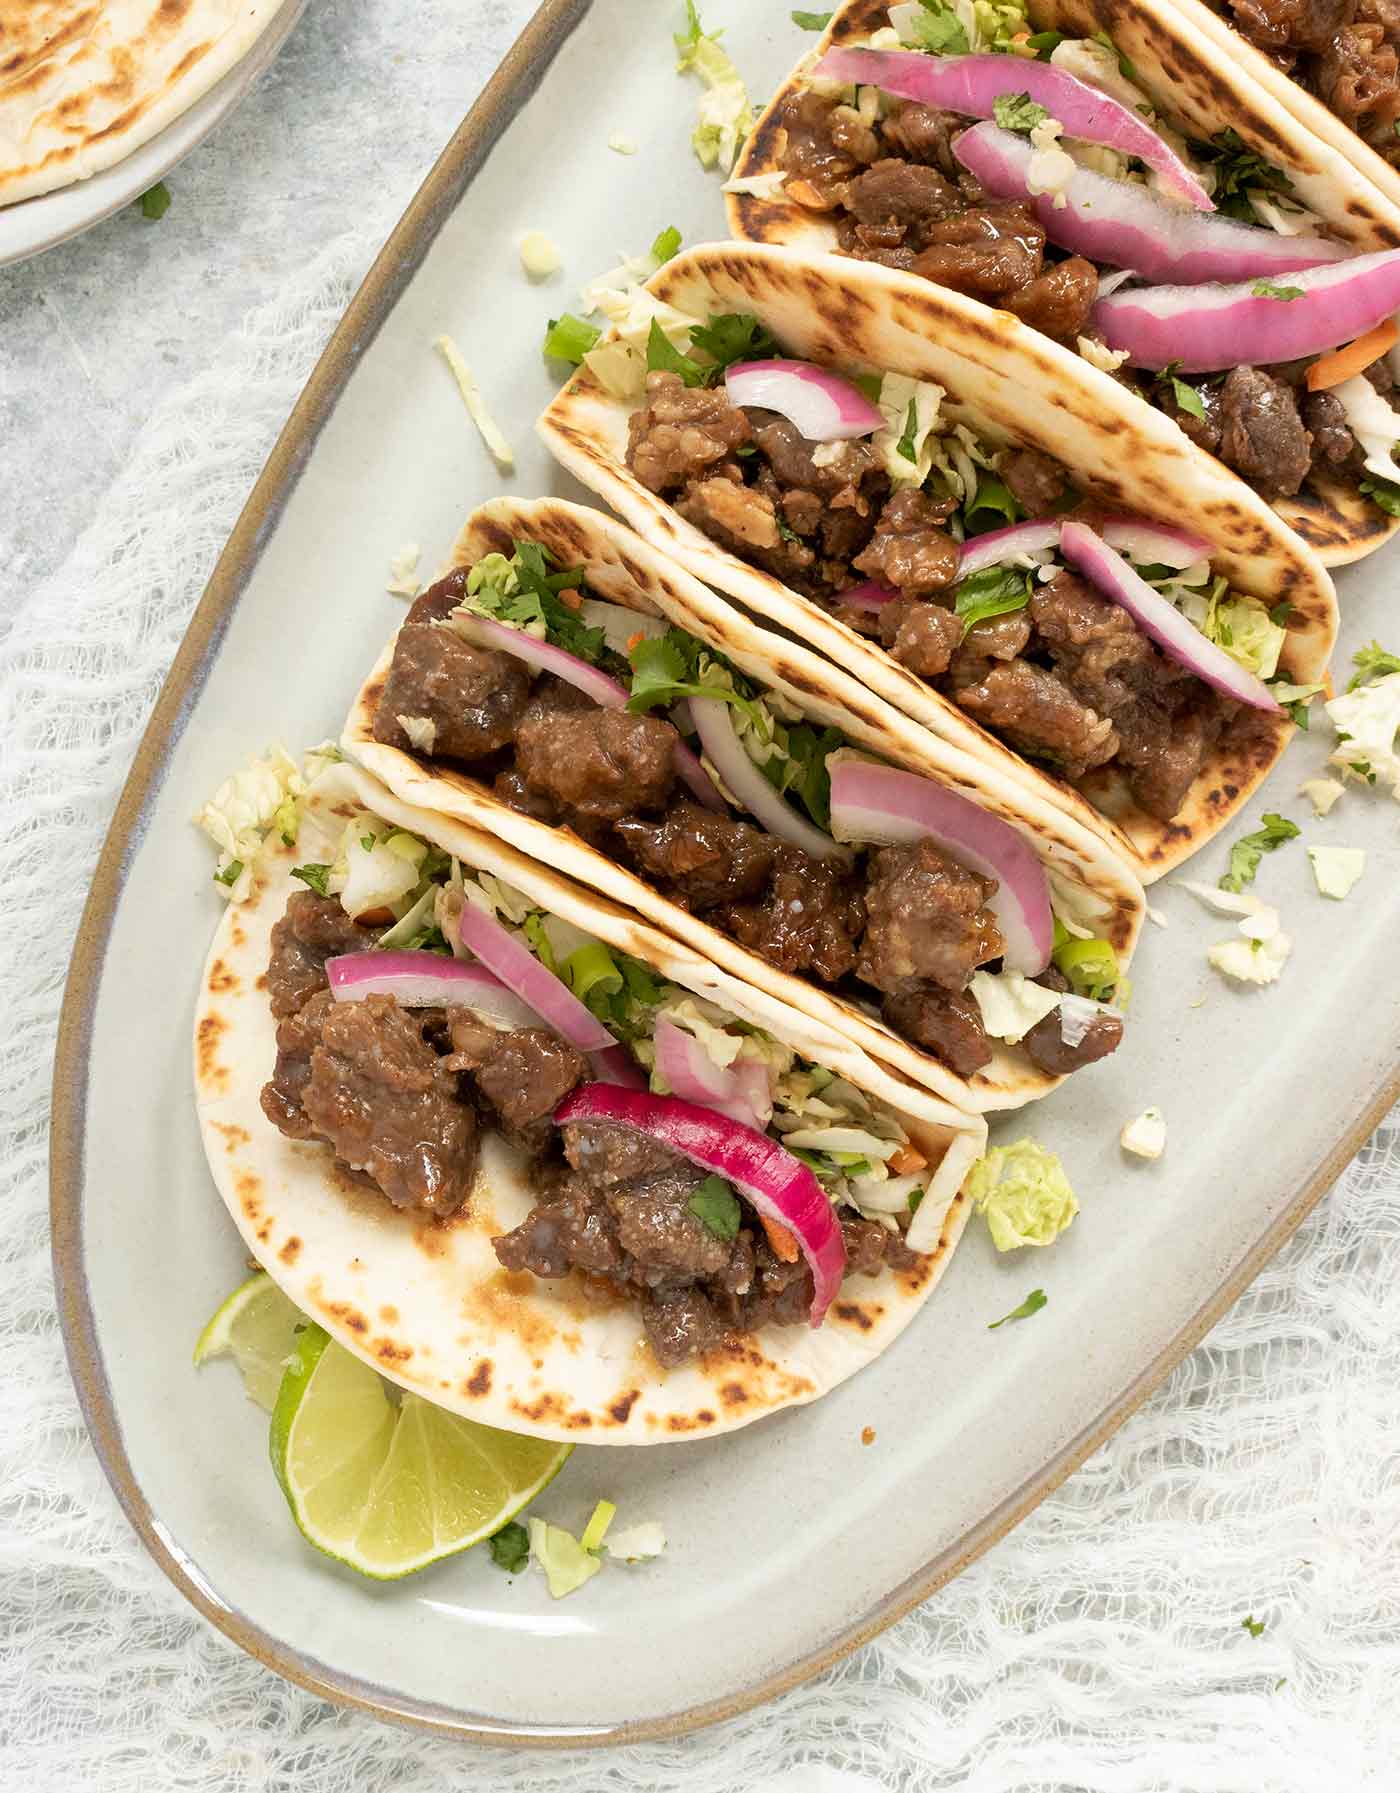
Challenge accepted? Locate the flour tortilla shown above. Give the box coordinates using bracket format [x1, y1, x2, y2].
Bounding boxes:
[535, 242, 1337, 882]
[0, 0, 293, 207]
[194, 763, 983, 1445]
[343, 495, 1144, 1114]
[726, 0, 1400, 567]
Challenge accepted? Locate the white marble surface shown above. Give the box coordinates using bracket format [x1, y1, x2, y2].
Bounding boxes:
[0, 0, 537, 611]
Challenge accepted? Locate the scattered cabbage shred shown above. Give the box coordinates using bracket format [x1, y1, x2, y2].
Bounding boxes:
[675, 4, 754, 173]
[386, 543, 421, 598]
[433, 334, 515, 470]
[1120, 1107, 1166, 1160]
[528, 1506, 665, 1598]
[1327, 674, 1400, 795]
[967, 1139, 1079, 1251]
[1308, 845, 1365, 899]
[196, 746, 315, 902]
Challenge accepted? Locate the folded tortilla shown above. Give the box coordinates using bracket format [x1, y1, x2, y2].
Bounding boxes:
[342, 495, 1145, 1114]
[726, 0, 1400, 567]
[195, 763, 983, 1444]
[535, 241, 1337, 881]
[0, 0, 294, 207]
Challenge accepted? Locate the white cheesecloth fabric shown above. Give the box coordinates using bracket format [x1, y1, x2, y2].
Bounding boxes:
[4, 26, 1400, 1793]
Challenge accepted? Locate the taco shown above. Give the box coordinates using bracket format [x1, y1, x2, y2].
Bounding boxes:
[195, 756, 986, 1440]
[725, 0, 1400, 563]
[340, 497, 1146, 1111]
[535, 240, 1337, 880]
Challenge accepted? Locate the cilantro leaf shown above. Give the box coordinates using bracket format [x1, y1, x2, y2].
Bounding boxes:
[543, 313, 602, 364]
[1359, 474, 1400, 517]
[1241, 1614, 1266, 1638]
[1268, 601, 1294, 626]
[896, 397, 921, 464]
[688, 1175, 742, 1240]
[647, 318, 707, 387]
[963, 475, 1024, 534]
[687, 310, 779, 380]
[1219, 812, 1300, 893]
[1348, 639, 1400, 689]
[791, 8, 833, 26]
[1201, 128, 1292, 223]
[138, 182, 171, 221]
[473, 541, 609, 667]
[993, 93, 1049, 135]
[1250, 279, 1304, 301]
[1024, 29, 1066, 54]
[627, 628, 761, 721]
[988, 1288, 1048, 1330]
[909, 4, 970, 53]
[954, 566, 1033, 635]
[650, 224, 683, 265]
[1169, 375, 1207, 421]
[489, 1521, 530, 1573]
[290, 863, 332, 897]
[758, 721, 843, 828]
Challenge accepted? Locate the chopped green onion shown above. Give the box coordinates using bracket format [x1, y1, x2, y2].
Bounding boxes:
[543, 313, 603, 364]
[565, 942, 623, 1006]
[1052, 936, 1120, 1002]
[580, 1499, 618, 1553]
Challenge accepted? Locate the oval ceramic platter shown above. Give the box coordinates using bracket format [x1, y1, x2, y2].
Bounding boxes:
[0, 0, 306, 268]
[52, 0, 1400, 1747]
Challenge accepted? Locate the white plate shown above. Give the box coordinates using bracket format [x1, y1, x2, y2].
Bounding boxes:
[52, 0, 1400, 1746]
[0, 1, 306, 268]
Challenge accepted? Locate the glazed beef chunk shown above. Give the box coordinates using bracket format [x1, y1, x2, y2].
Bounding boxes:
[854, 487, 960, 593]
[261, 987, 338, 1138]
[615, 801, 777, 909]
[266, 891, 382, 1019]
[858, 838, 1003, 994]
[1022, 1004, 1124, 1077]
[495, 1121, 913, 1368]
[775, 91, 1100, 337]
[626, 370, 753, 491]
[953, 659, 1119, 781]
[514, 705, 679, 821]
[1217, 366, 1313, 498]
[879, 595, 962, 678]
[301, 993, 479, 1216]
[470, 1025, 587, 1155]
[373, 626, 531, 761]
[881, 981, 992, 1076]
[1225, 0, 1400, 166]
[717, 846, 866, 983]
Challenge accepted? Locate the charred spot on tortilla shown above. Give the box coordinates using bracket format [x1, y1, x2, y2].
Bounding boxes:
[278, 1235, 302, 1266]
[373, 1338, 412, 1366]
[465, 1361, 493, 1397]
[196, 1011, 230, 1090]
[833, 1302, 875, 1333]
[234, 1171, 261, 1220]
[208, 958, 237, 993]
[324, 1300, 369, 1336]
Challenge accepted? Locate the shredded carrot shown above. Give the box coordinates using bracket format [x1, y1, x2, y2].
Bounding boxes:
[888, 1143, 927, 1177]
[1305, 318, 1399, 391]
[759, 1213, 801, 1263]
[1008, 29, 1037, 55]
[557, 585, 583, 612]
[626, 630, 645, 652]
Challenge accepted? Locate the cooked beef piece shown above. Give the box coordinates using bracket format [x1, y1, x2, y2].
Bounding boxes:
[626, 371, 754, 492]
[880, 101, 960, 172]
[494, 1183, 625, 1280]
[751, 413, 882, 502]
[878, 595, 962, 677]
[515, 706, 677, 820]
[677, 474, 784, 552]
[945, 608, 1034, 689]
[261, 988, 338, 1138]
[641, 1286, 732, 1368]
[841, 1214, 917, 1278]
[1159, 378, 1223, 454]
[562, 1120, 679, 1190]
[520, 673, 598, 726]
[910, 209, 1041, 298]
[615, 800, 777, 909]
[1367, 349, 1396, 393]
[442, 1009, 501, 1071]
[954, 659, 1119, 779]
[718, 846, 866, 983]
[1006, 256, 1099, 341]
[372, 625, 531, 762]
[473, 1027, 587, 1155]
[846, 157, 961, 233]
[882, 979, 992, 1075]
[1227, 0, 1352, 52]
[1022, 1004, 1124, 1076]
[854, 487, 960, 593]
[858, 838, 1002, 994]
[1303, 389, 1359, 470]
[739, 1251, 817, 1332]
[607, 1160, 732, 1282]
[492, 765, 562, 823]
[1028, 571, 1217, 818]
[777, 90, 872, 206]
[403, 566, 469, 627]
[302, 993, 478, 1216]
[1320, 24, 1400, 156]
[1001, 448, 1073, 516]
[266, 891, 381, 1019]
[1217, 365, 1313, 496]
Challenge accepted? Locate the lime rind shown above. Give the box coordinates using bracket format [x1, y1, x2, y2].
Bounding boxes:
[269, 1324, 571, 1579]
[195, 1270, 305, 1411]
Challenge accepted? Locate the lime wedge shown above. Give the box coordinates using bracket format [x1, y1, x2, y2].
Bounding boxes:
[269, 1324, 571, 1578]
[194, 1271, 304, 1412]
